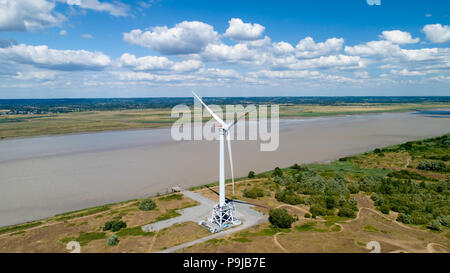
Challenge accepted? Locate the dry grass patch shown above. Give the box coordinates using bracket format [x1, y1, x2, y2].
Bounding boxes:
[152, 222, 210, 251]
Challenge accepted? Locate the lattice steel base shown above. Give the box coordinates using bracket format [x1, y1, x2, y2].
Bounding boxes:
[199, 202, 241, 233]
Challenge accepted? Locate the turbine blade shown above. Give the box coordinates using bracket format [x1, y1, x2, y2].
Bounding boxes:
[227, 108, 257, 129]
[226, 133, 234, 195]
[192, 91, 227, 128]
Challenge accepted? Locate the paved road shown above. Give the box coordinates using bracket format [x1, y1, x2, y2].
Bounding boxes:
[141, 190, 267, 253]
[142, 191, 216, 232]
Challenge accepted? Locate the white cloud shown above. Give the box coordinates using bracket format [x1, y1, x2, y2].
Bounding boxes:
[248, 70, 320, 80]
[0, 44, 111, 71]
[390, 69, 426, 76]
[201, 43, 255, 63]
[224, 18, 265, 41]
[381, 30, 419, 44]
[199, 68, 241, 79]
[288, 55, 364, 70]
[423, 24, 450, 43]
[345, 37, 450, 77]
[172, 59, 204, 72]
[65, 0, 129, 17]
[118, 53, 173, 71]
[0, 0, 65, 31]
[81, 33, 93, 39]
[118, 53, 203, 73]
[13, 70, 58, 80]
[345, 40, 401, 57]
[123, 21, 219, 55]
[59, 29, 67, 36]
[272, 41, 295, 56]
[295, 37, 344, 58]
[244, 36, 271, 48]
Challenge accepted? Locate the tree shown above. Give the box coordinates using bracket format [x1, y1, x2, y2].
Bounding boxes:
[107, 234, 119, 246]
[269, 208, 296, 228]
[139, 199, 157, 211]
[273, 167, 283, 177]
[103, 220, 127, 232]
[248, 171, 255, 179]
[337, 207, 356, 218]
[379, 205, 390, 215]
[417, 160, 446, 172]
[427, 220, 442, 231]
[275, 189, 304, 205]
[396, 213, 411, 224]
[326, 196, 336, 209]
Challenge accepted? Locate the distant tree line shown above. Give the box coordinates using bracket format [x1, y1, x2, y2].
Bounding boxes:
[1, 96, 449, 114]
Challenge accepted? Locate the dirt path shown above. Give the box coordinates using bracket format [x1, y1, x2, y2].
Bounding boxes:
[147, 230, 160, 253]
[272, 203, 443, 253]
[273, 232, 289, 253]
[427, 243, 449, 253]
[403, 155, 411, 169]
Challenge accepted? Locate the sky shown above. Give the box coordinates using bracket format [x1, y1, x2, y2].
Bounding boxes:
[0, 0, 449, 98]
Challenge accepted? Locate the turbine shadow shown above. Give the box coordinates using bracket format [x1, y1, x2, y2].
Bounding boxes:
[204, 185, 268, 208]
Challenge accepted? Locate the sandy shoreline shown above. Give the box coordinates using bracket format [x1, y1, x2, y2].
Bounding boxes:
[0, 110, 449, 227]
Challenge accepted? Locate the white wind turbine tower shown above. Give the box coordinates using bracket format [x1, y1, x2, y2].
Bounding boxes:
[193, 91, 242, 231]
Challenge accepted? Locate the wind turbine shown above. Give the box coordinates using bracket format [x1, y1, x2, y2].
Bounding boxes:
[192, 91, 244, 231]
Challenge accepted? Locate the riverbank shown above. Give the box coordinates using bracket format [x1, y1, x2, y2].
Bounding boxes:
[1, 103, 448, 140]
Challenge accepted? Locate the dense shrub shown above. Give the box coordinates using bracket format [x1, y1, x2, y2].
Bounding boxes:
[139, 199, 157, 211]
[107, 234, 119, 246]
[298, 171, 327, 194]
[273, 175, 295, 186]
[397, 213, 411, 224]
[436, 216, 450, 227]
[247, 171, 255, 179]
[427, 220, 442, 231]
[337, 207, 356, 218]
[326, 196, 337, 209]
[347, 182, 360, 194]
[275, 189, 304, 205]
[243, 187, 265, 199]
[410, 211, 433, 225]
[269, 208, 296, 228]
[417, 160, 447, 172]
[379, 205, 390, 215]
[309, 204, 334, 217]
[273, 167, 283, 177]
[103, 220, 127, 232]
[359, 176, 383, 193]
[387, 170, 431, 181]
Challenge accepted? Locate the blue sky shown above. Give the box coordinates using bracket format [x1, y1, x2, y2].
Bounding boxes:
[0, 0, 449, 98]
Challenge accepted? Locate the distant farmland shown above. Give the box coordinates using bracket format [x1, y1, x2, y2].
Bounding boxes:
[0, 97, 449, 139]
